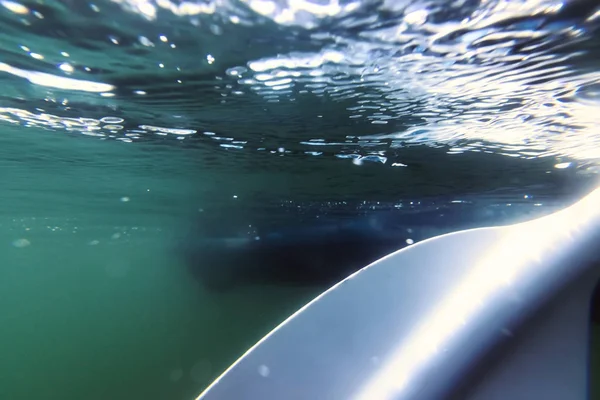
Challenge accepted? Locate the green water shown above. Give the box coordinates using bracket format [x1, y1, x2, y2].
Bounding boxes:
[0, 125, 318, 400]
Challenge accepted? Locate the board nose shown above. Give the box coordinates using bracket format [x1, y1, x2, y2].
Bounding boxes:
[196, 185, 600, 400]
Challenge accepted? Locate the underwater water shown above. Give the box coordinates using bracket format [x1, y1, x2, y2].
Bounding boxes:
[0, 0, 599, 399]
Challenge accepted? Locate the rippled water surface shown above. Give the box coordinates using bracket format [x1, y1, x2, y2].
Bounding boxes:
[1, 0, 599, 399]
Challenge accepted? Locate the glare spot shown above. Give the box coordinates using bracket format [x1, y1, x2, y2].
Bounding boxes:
[233, 195, 238, 199]
[60, 51, 70, 57]
[404, 9, 428, 25]
[406, 238, 414, 245]
[1, 1, 29, 14]
[59, 63, 74, 73]
[30, 52, 44, 60]
[120, 196, 130, 202]
[12, 238, 30, 248]
[90, 3, 100, 12]
[0, 61, 114, 92]
[20, 45, 29, 51]
[554, 162, 571, 169]
[392, 163, 408, 167]
[109, 36, 119, 45]
[134, 90, 146, 95]
[248, 0, 276, 16]
[137, 1, 156, 19]
[88, 240, 100, 246]
[159, 63, 164, 68]
[207, 54, 215, 64]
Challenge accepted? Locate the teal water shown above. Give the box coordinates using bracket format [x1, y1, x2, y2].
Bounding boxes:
[0, 124, 320, 400]
[1, 0, 600, 399]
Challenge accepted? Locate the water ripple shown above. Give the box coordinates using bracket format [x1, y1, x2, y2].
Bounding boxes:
[0, 0, 598, 173]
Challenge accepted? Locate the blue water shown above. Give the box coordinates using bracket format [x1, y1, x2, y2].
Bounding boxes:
[0, 0, 599, 399]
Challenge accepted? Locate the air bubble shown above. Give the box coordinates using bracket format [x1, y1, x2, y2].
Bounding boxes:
[169, 369, 183, 382]
[501, 328, 514, 337]
[258, 365, 270, 377]
[12, 238, 30, 248]
[105, 261, 130, 278]
[190, 359, 212, 383]
[139, 36, 154, 47]
[103, 125, 123, 131]
[226, 66, 248, 77]
[101, 116, 124, 124]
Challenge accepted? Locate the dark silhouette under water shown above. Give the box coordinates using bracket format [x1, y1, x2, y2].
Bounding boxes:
[180, 203, 544, 292]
